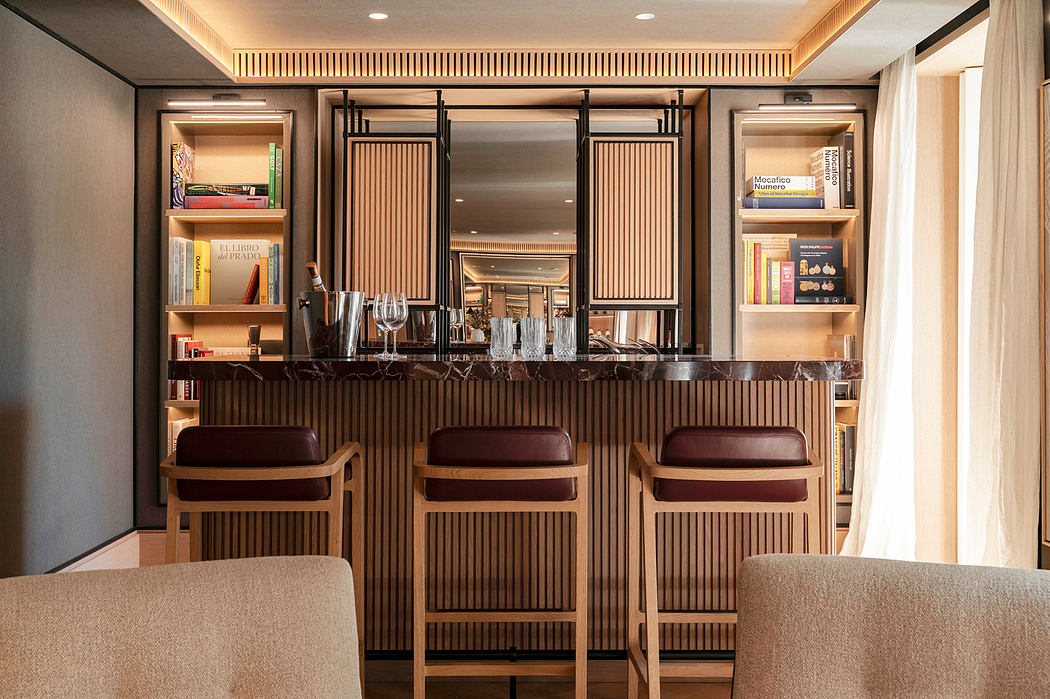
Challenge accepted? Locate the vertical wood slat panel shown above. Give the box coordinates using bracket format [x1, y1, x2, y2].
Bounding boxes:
[591, 140, 679, 303]
[200, 380, 833, 652]
[348, 140, 435, 302]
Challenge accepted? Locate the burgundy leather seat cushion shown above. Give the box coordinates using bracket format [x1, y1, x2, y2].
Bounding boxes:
[425, 426, 576, 502]
[175, 425, 329, 502]
[654, 426, 809, 502]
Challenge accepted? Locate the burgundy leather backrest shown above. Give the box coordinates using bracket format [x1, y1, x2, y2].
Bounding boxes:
[660, 426, 809, 467]
[176, 425, 324, 467]
[428, 426, 574, 467]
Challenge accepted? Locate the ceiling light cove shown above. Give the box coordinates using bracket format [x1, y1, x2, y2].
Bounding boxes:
[454, 198, 464, 202]
[368, 12, 388, 20]
[634, 12, 656, 20]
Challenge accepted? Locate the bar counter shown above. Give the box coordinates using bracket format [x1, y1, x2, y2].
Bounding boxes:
[170, 353, 861, 656]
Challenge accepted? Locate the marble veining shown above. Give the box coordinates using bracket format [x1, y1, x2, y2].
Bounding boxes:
[170, 354, 863, 382]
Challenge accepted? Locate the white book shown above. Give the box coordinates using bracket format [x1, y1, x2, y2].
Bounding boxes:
[810, 147, 840, 208]
[278, 244, 284, 304]
[745, 175, 816, 194]
[183, 239, 193, 305]
[210, 239, 268, 304]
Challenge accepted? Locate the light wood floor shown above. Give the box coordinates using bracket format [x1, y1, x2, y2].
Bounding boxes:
[367, 681, 732, 698]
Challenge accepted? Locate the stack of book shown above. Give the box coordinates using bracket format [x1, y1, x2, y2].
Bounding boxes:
[742, 233, 796, 304]
[167, 415, 199, 455]
[810, 131, 855, 209]
[834, 422, 856, 496]
[168, 237, 194, 304]
[168, 333, 212, 400]
[170, 141, 284, 209]
[742, 175, 823, 209]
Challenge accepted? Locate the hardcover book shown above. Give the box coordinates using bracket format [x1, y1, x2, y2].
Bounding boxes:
[210, 239, 268, 304]
[745, 175, 816, 196]
[829, 131, 855, 208]
[810, 147, 840, 208]
[185, 183, 269, 197]
[780, 261, 795, 304]
[185, 195, 269, 209]
[171, 142, 195, 209]
[790, 238, 845, 299]
[192, 240, 211, 305]
[268, 143, 277, 209]
[743, 197, 824, 209]
[275, 146, 284, 208]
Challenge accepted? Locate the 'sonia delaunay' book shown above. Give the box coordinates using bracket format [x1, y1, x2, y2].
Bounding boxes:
[171, 142, 195, 208]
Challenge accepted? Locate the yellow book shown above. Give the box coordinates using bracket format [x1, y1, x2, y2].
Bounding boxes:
[192, 240, 211, 305]
[759, 252, 768, 304]
[259, 255, 269, 305]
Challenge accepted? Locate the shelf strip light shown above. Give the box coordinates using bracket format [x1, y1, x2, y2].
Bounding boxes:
[188, 114, 284, 121]
[168, 98, 267, 107]
[757, 103, 857, 112]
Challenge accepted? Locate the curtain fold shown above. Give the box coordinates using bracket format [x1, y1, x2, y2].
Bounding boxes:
[960, 0, 1042, 568]
[841, 50, 917, 559]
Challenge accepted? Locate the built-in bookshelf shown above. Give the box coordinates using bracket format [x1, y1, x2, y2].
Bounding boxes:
[159, 113, 293, 464]
[731, 110, 866, 535]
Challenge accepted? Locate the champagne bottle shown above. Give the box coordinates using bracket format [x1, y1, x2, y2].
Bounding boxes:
[306, 261, 328, 292]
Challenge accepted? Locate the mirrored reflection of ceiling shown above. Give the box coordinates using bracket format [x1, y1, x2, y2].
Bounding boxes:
[182, 0, 841, 50]
[916, 16, 987, 76]
[463, 255, 571, 286]
[450, 121, 576, 244]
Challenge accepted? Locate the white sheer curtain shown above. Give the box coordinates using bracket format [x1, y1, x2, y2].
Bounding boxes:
[841, 50, 917, 559]
[960, 0, 1042, 568]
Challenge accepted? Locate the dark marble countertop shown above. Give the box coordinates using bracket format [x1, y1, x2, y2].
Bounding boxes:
[169, 354, 863, 382]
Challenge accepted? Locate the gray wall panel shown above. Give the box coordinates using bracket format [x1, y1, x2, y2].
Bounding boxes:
[0, 8, 135, 576]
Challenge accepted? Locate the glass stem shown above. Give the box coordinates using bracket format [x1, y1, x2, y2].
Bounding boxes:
[383, 331, 389, 356]
[393, 332, 398, 356]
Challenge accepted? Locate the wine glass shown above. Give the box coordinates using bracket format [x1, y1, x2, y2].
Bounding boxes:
[388, 292, 409, 359]
[449, 308, 464, 343]
[374, 293, 392, 359]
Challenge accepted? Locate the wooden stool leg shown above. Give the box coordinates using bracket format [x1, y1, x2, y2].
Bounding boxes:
[641, 491, 661, 699]
[792, 512, 805, 554]
[328, 477, 344, 558]
[350, 461, 367, 683]
[807, 496, 821, 554]
[412, 486, 427, 699]
[189, 512, 202, 562]
[165, 478, 180, 564]
[627, 472, 641, 698]
[574, 476, 589, 699]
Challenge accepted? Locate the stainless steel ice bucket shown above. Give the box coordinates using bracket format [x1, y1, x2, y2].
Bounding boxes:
[297, 290, 365, 357]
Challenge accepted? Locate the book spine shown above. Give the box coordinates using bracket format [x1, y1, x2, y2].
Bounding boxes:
[183, 240, 193, 305]
[780, 262, 795, 304]
[845, 425, 856, 493]
[268, 143, 276, 209]
[743, 197, 825, 209]
[259, 256, 269, 305]
[771, 261, 781, 304]
[841, 131, 855, 208]
[794, 296, 854, 304]
[748, 190, 819, 198]
[184, 183, 269, 197]
[242, 263, 261, 304]
[277, 244, 284, 304]
[811, 147, 840, 208]
[201, 241, 210, 304]
[192, 241, 204, 305]
[746, 175, 815, 192]
[753, 242, 761, 304]
[745, 241, 754, 304]
[275, 147, 284, 209]
[834, 425, 841, 494]
[184, 195, 269, 209]
[759, 252, 768, 304]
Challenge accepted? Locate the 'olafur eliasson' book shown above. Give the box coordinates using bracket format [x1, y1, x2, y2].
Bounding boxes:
[210, 239, 267, 304]
[192, 240, 211, 305]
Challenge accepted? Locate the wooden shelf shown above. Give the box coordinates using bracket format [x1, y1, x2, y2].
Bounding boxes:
[165, 400, 199, 408]
[835, 399, 860, 408]
[166, 209, 286, 223]
[739, 208, 859, 224]
[739, 304, 859, 314]
[166, 304, 286, 313]
[835, 493, 854, 504]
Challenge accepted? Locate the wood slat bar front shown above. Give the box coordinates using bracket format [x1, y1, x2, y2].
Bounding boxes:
[198, 379, 834, 652]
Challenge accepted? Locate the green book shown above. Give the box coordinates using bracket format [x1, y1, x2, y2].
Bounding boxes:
[268, 142, 276, 209]
[275, 146, 283, 209]
[771, 260, 781, 304]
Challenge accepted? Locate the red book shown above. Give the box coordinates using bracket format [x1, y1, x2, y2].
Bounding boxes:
[753, 242, 762, 305]
[242, 264, 261, 304]
[780, 261, 795, 304]
[185, 195, 269, 209]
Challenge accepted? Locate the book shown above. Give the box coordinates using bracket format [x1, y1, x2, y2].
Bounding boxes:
[810, 146, 840, 208]
[171, 142, 194, 209]
[795, 296, 854, 304]
[192, 240, 211, 305]
[743, 197, 824, 209]
[184, 195, 269, 209]
[259, 255, 269, 305]
[745, 175, 815, 194]
[242, 264, 261, 304]
[770, 260, 781, 304]
[268, 143, 276, 209]
[780, 261, 795, 304]
[184, 183, 269, 197]
[210, 239, 267, 304]
[790, 238, 845, 299]
[829, 131, 855, 208]
[275, 146, 284, 208]
[277, 244, 284, 304]
[742, 234, 793, 304]
[169, 237, 194, 304]
[844, 424, 856, 493]
[183, 239, 193, 305]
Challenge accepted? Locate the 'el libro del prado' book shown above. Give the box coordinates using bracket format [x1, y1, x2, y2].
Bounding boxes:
[210, 239, 268, 304]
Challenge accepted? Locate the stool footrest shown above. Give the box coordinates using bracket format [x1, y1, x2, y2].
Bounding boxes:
[426, 610, 577, 623]
[660, 660, 735, 679]
[424, 660, 576, 677]
[657, 610, 738, 624]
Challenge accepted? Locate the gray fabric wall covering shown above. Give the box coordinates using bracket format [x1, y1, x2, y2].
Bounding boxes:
[0, 7, 134, 576]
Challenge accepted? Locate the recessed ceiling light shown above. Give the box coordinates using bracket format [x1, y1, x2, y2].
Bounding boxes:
[455, 198, 464, 202]
[470, 230, 478, 235]
[635, 12, 655, 20]
[564, 199, 573, 203]
[490, 265, 495, 268]
[368, 11, 388, 19]
[552, 231, 560, 235]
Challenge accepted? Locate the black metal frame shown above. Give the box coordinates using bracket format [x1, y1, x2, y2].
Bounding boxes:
[333, 89, 689, 354]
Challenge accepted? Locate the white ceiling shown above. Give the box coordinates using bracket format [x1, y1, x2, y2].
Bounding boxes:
[462, 255, 571, 286]
[182, 0, 842, 49]
[916, 16, 987, 76]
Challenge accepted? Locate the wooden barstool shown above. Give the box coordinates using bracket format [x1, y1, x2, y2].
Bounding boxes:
[626, 426, 823, 698]
[412, 426, 589, 698]
[160, 425, 366, 669]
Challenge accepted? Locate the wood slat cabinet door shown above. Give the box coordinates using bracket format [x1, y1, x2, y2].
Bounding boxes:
[589, 138, 679, 305]
[348, 139, 437, 303]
